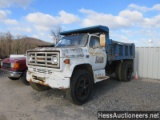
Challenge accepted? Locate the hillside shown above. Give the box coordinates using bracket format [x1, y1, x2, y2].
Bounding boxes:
[14, 37, 52, 47]
[11, 37, 54, 54]
[0, 36, 53, 59]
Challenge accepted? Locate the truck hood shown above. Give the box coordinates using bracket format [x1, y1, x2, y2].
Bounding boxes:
[27, 47, 88, 58]
[2, 57, 26, 63]
[27, 47, 77, 51]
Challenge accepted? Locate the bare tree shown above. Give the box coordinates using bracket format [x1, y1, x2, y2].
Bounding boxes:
[0, 32, 13, 58]
[51, 26, 62, 44]
[0, 31, 50, 59]
[13, 35, 30, 54]
[6, 32, 12, 55]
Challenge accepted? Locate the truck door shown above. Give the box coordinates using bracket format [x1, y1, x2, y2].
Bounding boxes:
[88, 35, 107, 70]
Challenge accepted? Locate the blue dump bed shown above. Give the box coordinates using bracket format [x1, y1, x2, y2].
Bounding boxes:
[60, 25, 135, 62]
[107, 40, 135, 62]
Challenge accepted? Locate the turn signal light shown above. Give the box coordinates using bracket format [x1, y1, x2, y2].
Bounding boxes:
[64, 59, 70, 64]
[13, 63, 19, 69]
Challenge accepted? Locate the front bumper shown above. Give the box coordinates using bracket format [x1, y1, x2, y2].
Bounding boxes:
[1, 69, 22, 78]
[27, 70, 70, 89]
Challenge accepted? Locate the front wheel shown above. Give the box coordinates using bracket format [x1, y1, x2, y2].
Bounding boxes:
[66, 70, 93, 105]
[20, 70, 29, 85]
[30, 82, 50, 91]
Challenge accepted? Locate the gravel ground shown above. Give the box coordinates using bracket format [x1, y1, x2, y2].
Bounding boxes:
[0, 71, 160, 120]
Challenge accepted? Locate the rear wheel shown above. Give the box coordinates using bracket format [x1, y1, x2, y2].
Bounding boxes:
[30, 82, 50, 91]
[66, 70, 93, 105]
[121, 61, 133, 82]
[115, 62, 122, 81]
[20, 70, 29, 85]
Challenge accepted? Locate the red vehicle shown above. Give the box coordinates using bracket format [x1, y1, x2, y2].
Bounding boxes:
[0, 59, 2, 68]
[1, 56, 29, 85]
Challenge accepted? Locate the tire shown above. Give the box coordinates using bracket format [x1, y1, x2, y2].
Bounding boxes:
[115, 62, 122, 81]
[121, 61, 133, 82]
[66, 70, 93, 105]
[8, 77, 19, 80]
[105, 63, 116, 75]
[20, 70, 29, 85]
[30, 82, 50, 91]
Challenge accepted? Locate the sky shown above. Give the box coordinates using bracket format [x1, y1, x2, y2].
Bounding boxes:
[0, 0, 160, 46]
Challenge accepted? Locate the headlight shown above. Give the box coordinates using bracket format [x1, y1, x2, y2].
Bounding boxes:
[11, 63, 19, 69]
[52, 57, 58, 64]
[11, 63, 14, 68]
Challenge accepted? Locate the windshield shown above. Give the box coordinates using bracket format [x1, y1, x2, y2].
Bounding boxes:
[56, 34, 88, 47]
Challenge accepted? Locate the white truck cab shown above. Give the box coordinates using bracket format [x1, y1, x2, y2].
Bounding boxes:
[27, 25, 135, 105]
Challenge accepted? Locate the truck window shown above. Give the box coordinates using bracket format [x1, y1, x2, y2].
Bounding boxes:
[89, 36, 100, 48]
[56, 34, 88, 47]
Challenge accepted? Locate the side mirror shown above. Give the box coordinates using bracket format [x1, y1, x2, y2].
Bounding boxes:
[100, 34, 106, 47]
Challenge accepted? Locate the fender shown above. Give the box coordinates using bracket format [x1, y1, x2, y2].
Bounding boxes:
[63, 60, 93, 78]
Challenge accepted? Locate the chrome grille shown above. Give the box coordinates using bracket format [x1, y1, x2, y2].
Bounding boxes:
[3, 63, 11, 68]
[33, 68, 52, 74]
[27, 51, 60, 68]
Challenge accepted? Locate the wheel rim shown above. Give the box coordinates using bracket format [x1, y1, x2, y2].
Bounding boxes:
[127, 65, 132, 80]
[76, 76, 90, 100]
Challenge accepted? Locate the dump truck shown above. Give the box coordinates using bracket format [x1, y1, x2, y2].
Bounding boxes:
[26, 25, 135, 105]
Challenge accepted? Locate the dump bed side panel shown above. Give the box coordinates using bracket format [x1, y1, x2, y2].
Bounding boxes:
[107, 39, 135, 61]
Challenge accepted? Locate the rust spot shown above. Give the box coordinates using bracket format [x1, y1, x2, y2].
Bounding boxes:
[29, 79, 49, 86]
[37, 58, 45, 60]
[96, 76, 109, 79]
[28, 71, 32, 74]
[89, 52, 104, 56]
[29, 79, 32, 82]
[59, 87, 65, 90]
[37, 81, 49, 86]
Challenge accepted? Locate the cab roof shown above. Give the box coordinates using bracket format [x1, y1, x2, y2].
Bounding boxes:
[60, 25, 109, 35]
